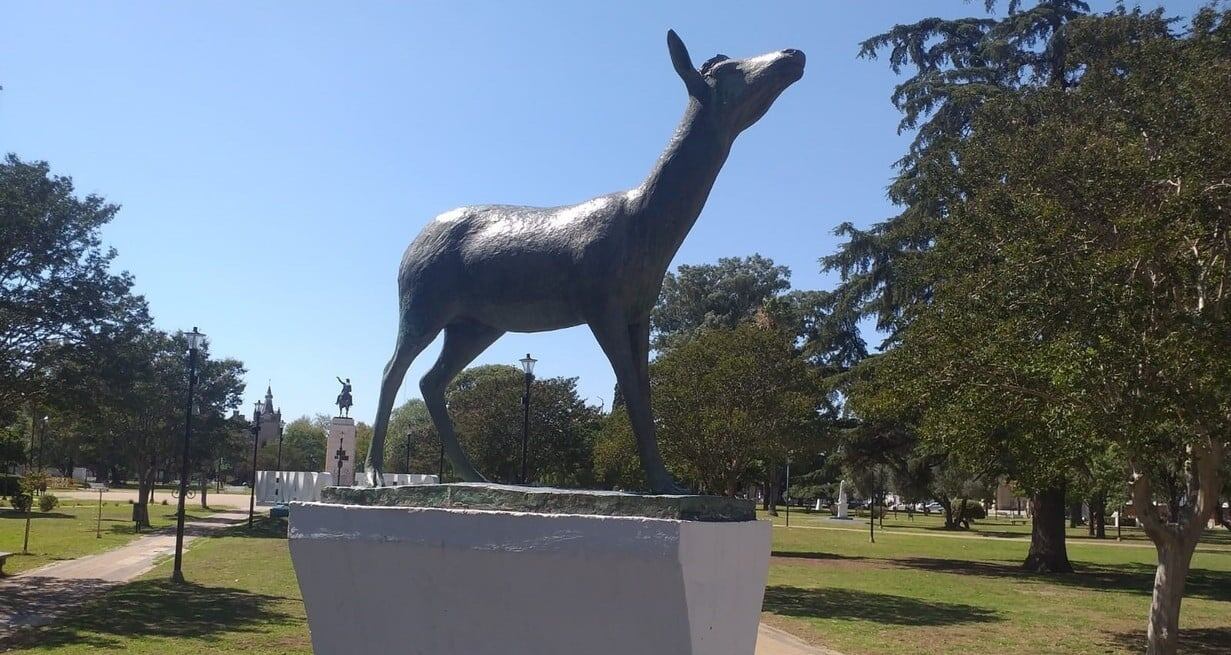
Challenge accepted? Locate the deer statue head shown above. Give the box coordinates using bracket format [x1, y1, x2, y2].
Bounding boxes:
[667, 29, 805, 138]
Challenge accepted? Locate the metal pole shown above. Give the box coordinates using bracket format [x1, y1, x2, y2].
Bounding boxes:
[96, 487, 103, 539]
[437, 438, 444, 482]
[520, 372, 531, 485]
[248, 421, 259, 528]
[404, 431, 414, 476]
[784, 459, 791, 528]
[171, 340, 198, 583]
[869, 476, 876, 544]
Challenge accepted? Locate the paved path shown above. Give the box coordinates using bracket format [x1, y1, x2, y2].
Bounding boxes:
[757, 623, 842, 655]
[58, 488, 255, 510]
[0, 511, 247, 634]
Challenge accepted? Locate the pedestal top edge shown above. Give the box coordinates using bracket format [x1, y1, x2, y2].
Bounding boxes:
[316, 482, 757, 522]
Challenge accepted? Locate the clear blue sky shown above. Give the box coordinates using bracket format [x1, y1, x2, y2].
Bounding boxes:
[1, 1, 1202, 423]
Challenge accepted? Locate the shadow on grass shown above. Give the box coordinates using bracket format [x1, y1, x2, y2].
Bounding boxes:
[763, 586, 1002, 626]
[1108, 627, 1231, 654]
[0, 577, 294, 650]
[771, 550, 869, 563]
[206, 517, 288, 540]
[892, 557, 1231, 603]
[0, 511, 73, 520]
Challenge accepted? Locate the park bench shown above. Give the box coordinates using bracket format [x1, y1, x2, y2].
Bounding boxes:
[0, 551, 13, 576]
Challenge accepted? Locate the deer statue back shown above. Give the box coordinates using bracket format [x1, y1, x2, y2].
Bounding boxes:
[367, 30, 805, 493]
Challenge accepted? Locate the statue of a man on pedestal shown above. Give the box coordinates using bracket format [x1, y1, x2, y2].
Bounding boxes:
[335, 377, 353, 418]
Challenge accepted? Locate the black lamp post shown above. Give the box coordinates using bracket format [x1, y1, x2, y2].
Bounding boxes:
[438, 433, 445, 483]
[248, 402, 261, 528]
[36, 415, 48, 471]
[172, 327, 205, 584]
[274, 420, 285, 502]
[519, 353, 537, 485]
[404, 429, 414, 475]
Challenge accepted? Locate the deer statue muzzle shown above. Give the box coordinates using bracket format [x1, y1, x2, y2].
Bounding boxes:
[367, 30, 805, 494]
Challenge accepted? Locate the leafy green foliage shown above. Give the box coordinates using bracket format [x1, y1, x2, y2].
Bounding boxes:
[0, 155, 152, 423]
[651, 255, 791, 350]
[608, 324, 826, 495]
[446, 365, 601, 487]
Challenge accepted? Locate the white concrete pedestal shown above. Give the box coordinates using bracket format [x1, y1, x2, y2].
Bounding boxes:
[324, 417, 356, 486]
[288, 502, 770, 654]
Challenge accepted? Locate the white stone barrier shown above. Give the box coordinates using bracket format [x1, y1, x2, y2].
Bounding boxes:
[256, 471, 333, 503]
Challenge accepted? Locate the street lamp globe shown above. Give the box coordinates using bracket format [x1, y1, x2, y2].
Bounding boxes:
[185, 327, 206, 352]
[520, 353, 537, 376]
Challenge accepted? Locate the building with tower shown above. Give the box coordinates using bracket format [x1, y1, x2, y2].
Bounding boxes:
[253, 385, 283, 448]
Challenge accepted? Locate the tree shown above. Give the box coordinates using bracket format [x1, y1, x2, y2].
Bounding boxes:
[446, 365, 600, 487]
[592, 410, 645, 491]
[0, 155, 150, 423]
[844, 8, 1230, 652]
[827, 0, 1165, 575]
[631, 324, 825, 495]
[257, 415, 329, 476]
[651, 255, 791, 350]
[380, 400, 442, 477]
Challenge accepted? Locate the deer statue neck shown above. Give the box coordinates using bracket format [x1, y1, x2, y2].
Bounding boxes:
[630, 99, 732, 271]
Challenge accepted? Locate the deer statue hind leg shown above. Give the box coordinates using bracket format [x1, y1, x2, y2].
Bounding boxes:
[589, 313, 687, 495]
[419, 320, 504, 483]
[367, 324, 443, 486]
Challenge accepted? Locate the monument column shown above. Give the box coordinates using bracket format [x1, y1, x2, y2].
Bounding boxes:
[326, 417, 356, 486]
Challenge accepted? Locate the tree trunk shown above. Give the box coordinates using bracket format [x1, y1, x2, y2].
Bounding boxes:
[766, 473, 779, 517]
[1023, 484, 1073, 572]
[1133, 437, 1224, 655]
[939, 497, 957, 530]
[200, 472, 209, 509]
[761, 482, 770, 512]
[1146, 541, 1191, 655]
[1092, 494, 1107, 539]
[1068, 499, 1083, 528]
[133, 466, 152, 530]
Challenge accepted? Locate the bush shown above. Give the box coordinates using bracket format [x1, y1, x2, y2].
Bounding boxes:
[39, 492, 59, 513]
[956, 500, 987, 521]
[10, 492, 32, 513]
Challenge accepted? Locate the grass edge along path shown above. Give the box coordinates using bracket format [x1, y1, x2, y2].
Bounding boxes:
[0, 501, 196, 576]
[0, 518, 309, 655]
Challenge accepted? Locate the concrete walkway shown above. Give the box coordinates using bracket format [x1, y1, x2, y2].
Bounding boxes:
[0, 511, 247, 634]
[58, 488, 255, 510]
[757, 623, 842, 655]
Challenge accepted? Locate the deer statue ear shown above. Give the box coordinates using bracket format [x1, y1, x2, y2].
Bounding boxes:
[667, 29, 707, 98]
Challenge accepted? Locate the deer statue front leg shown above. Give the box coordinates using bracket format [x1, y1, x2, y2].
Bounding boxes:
[589, 312, 686, 495]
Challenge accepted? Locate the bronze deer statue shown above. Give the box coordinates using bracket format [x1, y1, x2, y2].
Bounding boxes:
[367, 30, 805, 493]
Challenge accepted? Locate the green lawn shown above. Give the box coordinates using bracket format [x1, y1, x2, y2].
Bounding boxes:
[1, 518, 308, 654]
[771, 505, 1231, 548]
[2, 512, 1229, 654]
[763, 512, 1231, 654]
[0, 501, 187, 575]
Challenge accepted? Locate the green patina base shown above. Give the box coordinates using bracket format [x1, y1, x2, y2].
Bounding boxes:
[319, 482, 755, 522]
